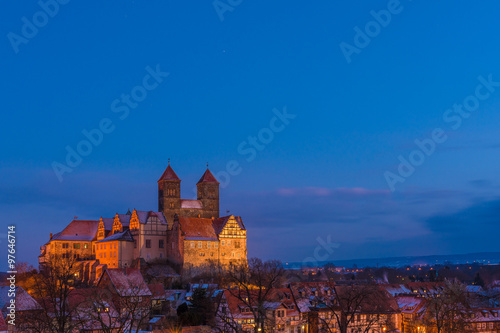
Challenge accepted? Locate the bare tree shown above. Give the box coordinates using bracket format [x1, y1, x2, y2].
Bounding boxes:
[74, 284, 153, 333]
[215, 258, 285, 333]
[314, 283, 398, 333]
[17, 253, 88, 333]
[423, 280, 470, 333]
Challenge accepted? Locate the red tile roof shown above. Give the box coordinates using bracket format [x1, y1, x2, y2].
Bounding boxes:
[148, 283, 166, 300]
[52, 220, 99, 242]
[103, 269, 152, 297]
[0, 286, 42, 313]
[178, 215, 245, 241]
[179, 217, 218, 241]
[158, 165, 180, 181]
[96, 229, 134, 243]
[197, 168, 219, 184]
[181, 199, 203, 209]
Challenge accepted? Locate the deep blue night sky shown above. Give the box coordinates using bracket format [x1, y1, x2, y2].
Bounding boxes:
[1, 1, 500, 270]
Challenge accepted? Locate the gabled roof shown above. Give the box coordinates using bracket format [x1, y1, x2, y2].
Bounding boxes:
[197, 168, 219, 184]
[179, 217, 218, 241]
[111, 211, 166, 228]
[52, 220, 99, 242]
[380, 284, 412, 296]
[395, 295, 427, 314]
[135, 210, 167, 225]
[96, 229, 134, 243]
[114, 214, 131, 228]
[178, 215, 244, 241]
[212, 215, 246, 234]
[100, 218, 114, 231]
[158, 165, 180, 182]
[0, 286, 42, 313]
[102, 269, 152, 297]
[148, 284, 166, 300]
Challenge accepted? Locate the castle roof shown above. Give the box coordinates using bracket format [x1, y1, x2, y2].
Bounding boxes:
[96, 229, 134, 243]
[100, 217, 114, 231]
[114, 213, 132, 228]
[212, 215, 246, 234]
[197, 168, 219, 184]
[138, 210, 168, 225]
[51, 219, 100, 242]
[181, 199, 203, 209]
[179, 217, 218, 241]
[178, 215, 245, 241]
[158, 164, 180, 182]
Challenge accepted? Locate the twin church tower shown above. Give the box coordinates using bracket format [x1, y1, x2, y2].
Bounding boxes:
[158, 163, 220, 222]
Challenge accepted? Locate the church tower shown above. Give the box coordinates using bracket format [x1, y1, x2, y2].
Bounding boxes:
[197, 168, 220, 218]
[158, 163, 181, 222]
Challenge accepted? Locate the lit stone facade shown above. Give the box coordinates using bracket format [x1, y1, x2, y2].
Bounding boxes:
[167, 215, 247, 268]
[39, 164, 248, 270]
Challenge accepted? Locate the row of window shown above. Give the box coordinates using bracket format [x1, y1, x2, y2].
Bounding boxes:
[143, 239, 164, 248]
[98, 252, 117, 258]
[190, 241, 219, 249]
[198, 252, 241, 258]
[98, 243, 117, 250]
[189, 240, 242, 249]
[62, 253, 79, 259]
[61, 242, 89, 249]
[472, 322, 495, 330]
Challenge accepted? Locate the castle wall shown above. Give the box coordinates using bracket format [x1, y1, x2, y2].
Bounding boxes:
[119, 241, 135, 267]
[133, 217, 168, 262]
[181, 238, 247, 267]
[218, 237, 247, 266]
[182, 239, 220, 267]
[44, 240, 94, 260]
[96, 241, 119, 268]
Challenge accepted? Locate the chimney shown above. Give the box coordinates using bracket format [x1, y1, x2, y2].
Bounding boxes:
[49, 233, 53, 240]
